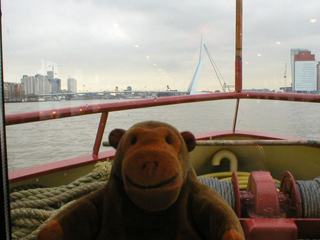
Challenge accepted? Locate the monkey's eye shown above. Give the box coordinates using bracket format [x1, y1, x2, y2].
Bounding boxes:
[131, 136, 137, 145]
[165, 136, 172, 144]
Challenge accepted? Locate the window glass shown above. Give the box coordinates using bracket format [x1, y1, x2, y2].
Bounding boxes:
[236, 99, 320, 139]
[6, 100, 236, 171]
[2, 0, 320, 171]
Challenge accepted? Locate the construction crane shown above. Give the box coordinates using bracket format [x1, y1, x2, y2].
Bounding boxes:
[284, 63, 287, 92]
[48, 64, 63, 79]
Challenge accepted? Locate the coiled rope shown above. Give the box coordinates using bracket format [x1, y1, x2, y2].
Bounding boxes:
[198, 177, 235, 210]
[10, 161, 112, 240]
[297, 177, 320, 218]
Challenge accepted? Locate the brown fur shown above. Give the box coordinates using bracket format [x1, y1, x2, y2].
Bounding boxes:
[37, 121, 244, 240]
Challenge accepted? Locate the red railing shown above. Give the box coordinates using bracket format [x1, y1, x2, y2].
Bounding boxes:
[6, 91, 320, 126]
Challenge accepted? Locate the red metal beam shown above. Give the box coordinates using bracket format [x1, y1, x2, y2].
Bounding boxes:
[233, 99, 240, 132]
[240, 218, 320, 240]
[240, 218, 297, 240]
[92, 112, 109, 156]
[235, 0, 243, 92]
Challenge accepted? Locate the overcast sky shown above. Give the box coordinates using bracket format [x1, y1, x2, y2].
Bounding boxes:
[2, 0, 320, 92]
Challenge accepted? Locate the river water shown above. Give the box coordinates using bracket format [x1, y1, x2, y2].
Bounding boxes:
[5, 98, 320, 172]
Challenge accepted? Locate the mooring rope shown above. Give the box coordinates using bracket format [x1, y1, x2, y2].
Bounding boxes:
[10, 161, 112, 240]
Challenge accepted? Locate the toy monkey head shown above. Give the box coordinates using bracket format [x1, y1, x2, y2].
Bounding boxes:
[109, 121, 196, 211]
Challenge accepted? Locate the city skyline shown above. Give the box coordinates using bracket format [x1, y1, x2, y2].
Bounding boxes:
[5, 48, 320, 103]
[20, 73, 78, 94]
[2, 0, 320, 92]
[9, 47, 320, 93]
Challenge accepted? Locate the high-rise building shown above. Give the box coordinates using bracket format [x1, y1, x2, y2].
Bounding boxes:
[291, 49, 319, 92]
[48, 78, 61, 94]
[35, 74, 51, 95]
[21, 75, 35, 95]
[21, 74, 52, 96]
[67, 77, 77, 93]
[4, 82, 24, 101]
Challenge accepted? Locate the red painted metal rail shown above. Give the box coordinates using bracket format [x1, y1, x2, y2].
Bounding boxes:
[5, 91, 320, 126]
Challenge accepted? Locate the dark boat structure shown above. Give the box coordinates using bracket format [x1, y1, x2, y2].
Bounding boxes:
[2, 0, 320, 239]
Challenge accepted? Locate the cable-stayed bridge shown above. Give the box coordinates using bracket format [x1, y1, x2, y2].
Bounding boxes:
[38, 38, 229, 100]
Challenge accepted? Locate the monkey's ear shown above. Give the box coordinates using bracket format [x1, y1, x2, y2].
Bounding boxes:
[180, 131, 196, 152]
[108, 129, 126, 149]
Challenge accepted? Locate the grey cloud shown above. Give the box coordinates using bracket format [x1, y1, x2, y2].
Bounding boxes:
[2, 0, 320, 91]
